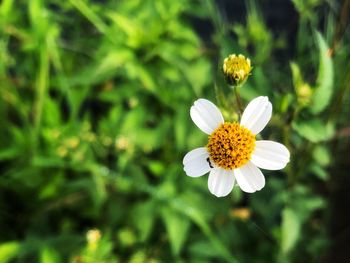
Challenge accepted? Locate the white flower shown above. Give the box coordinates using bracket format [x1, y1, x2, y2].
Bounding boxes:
[183, 96, 290, 197]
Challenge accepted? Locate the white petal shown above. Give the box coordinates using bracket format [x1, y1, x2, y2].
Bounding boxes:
[207, 168, 235, 197]
[251, 140, 290, 170]
[183, 147, 211, 177]
[240, 96, 272, 134]
[234, 162, 265, 193]
[190, 99, 224, 135]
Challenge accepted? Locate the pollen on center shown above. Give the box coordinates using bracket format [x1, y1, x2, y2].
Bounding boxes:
[207, 122, 256, 170]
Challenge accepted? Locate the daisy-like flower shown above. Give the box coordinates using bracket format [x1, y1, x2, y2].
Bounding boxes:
[183, 96, 290, 197]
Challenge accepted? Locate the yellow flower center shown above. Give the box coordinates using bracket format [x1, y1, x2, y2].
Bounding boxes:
[207, 122, 256, 170]
[223, 54, 251, 86]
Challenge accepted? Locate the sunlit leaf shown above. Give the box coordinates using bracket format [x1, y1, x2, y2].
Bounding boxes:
[0, 242, 20, 263]
[312, 145, 330, 167]
[310, 32, 334, 114]
[290, 62, 303, 90]
[131, 201, 156, 242]
[292, 119, 335, 142]
[189, 240, 221, 258]
[281, 208, 300, 254]
[161, 207, 190, 256]
[309, 163, 329, 181]
[40, 247, 61, 263]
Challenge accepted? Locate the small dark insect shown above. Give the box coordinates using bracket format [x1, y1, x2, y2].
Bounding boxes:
[207, 157, 214, 168]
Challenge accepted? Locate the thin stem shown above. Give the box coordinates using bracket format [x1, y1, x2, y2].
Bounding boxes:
[34, 46, 49, 135]
[282, 125, 293, 186]
[281, 101, 302, 186]
[249, 220, 279, 247]
[233, 86, 244, 117]
[328, 66, 350, 122]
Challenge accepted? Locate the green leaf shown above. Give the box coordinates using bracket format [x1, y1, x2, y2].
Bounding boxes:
[290, 62, 303, 90]
[69, 0, 108, 34]
[40, 247, 62, 263]
[281, 208, 300, 254]
[189, 241, 221, 258]
[287, 186, 325, 220]
[43, 97, 61, 127]
[108, 13, 139, 39]
[302, 196, 325, 213]
[310, 32, 333, 114]
[312, 145, 330, 167]
[0, 242, 20, 263]
[0, 0, 14, 21]
[309, 163, 329, 181]
[174, 107, 189, 150]
[161, 207, 190, 256]
[170, 194, 239, 263]
[292, 119, 335, 142]
[183, 59, 211, 95]
[131, 201, 156, 242]
[147, 161, 165, 177]
[94, 49, 134, 79]
[91, 167, 108, 207]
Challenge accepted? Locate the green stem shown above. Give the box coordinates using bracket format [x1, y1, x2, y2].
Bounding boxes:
[282, 125, 293, 186]
[34, 46, 49, 137]
[233, 86, 244, 117]
[69, 0, 116, 44]
[328, 66, 350, 122]
[283, 104, 301, 186]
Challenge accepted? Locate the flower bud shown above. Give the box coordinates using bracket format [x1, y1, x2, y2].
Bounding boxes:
[223, 54, 252, 86]
[86, 229, 101, 251]
[297, 83, 313, 106]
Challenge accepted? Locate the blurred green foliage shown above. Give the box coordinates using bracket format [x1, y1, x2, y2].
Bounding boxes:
[0, 0, 349, 262]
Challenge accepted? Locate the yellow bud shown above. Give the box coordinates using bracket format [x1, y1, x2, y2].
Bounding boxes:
[298, 83, 312, 98]
[66, 137, 79, 149]
[115, 136, 129, 150]
[57, 146, 68, 157]
[230, 207, 251, 221]
[86, 229, 101, 251]
[297, 83, 313, 105]
[82, 132, 96, 142]
[223, 54, 252, 86]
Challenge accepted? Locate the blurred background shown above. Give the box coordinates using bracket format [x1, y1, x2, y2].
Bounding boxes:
[0, 0, 349, 262]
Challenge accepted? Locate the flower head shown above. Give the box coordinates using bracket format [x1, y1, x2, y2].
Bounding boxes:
[86, 229, 101, 251]
[223, 54, 251, 86]
[183, 96, 290, 197]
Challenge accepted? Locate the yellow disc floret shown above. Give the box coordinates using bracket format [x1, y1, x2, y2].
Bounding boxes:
[207, 122, 256, 170]
[223, 54, 252, 86]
